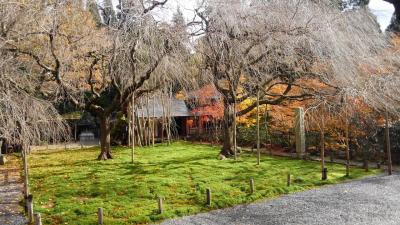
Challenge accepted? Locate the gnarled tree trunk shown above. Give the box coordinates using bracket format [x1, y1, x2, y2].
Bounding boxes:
[98, 115, 113, 160]
[220, 102, 235, 157]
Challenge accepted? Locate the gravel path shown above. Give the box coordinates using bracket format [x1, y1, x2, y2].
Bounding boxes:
[0, 169, 26, 225]
[161, 174, 400, 225]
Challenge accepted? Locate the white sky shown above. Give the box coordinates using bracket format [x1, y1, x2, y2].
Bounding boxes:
[368, 0, 395, 31]
[110, 0, 395, 31]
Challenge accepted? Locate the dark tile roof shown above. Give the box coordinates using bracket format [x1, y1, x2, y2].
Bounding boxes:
[136, 98, 190, 118]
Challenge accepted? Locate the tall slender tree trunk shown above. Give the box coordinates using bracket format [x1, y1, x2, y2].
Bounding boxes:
[265, 105, 272, 155]
[167, 89, 172, 145]
[139, 100, 145, 146]
[131, 94, 135, 163]
[233, 98, 237, 160]
[152, 95, 156, 147]
[22, 145, 29, 198]
[345, 117, 350, 177]
[256, 90, 261, 165]
[161, 94, 165, 143]
[320, 113, 326, 180]
[128, 104, 131, 147]
[135, 113, 143, 147]
[98, 115, 112, 160]
[146, 94, 151, 147]
[385, 110, 392, 175]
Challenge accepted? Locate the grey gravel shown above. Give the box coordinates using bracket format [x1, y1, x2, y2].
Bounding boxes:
[161, 174, 400, 225]
[0, 172, 26, 225]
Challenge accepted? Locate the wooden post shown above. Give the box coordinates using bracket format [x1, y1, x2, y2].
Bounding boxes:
[157, 197, 163, 214]
[27, 195, 34, 223]
[256, 89, 261, 165]
[206, 188, 211, 207]
[97, 207, 104, 225]
[34, 213, 42, 225]
[250, 178, 255, 194]
[385, 110, 392, 175]
[287, 173, 291, 187]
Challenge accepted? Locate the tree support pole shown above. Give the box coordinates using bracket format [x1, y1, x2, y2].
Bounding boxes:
[385, 110, 392, 175]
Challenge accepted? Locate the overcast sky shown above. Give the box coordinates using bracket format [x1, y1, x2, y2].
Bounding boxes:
[110, 0, 395, 31]
[368, 0, 395, 31]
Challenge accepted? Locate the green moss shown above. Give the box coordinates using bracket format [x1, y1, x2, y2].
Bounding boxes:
[29, 142, 380, 224]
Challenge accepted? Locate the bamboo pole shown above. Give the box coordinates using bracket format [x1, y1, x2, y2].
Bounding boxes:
[256, 89, 261, 165]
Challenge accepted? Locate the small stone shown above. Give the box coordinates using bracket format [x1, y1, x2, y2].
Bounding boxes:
[218, 154, 227, 160]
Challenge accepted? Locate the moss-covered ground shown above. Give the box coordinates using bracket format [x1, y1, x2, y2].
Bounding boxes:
[28, 142, 380, 224]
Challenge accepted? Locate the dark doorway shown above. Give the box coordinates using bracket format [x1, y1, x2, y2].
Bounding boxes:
[175, 117, 187, 137]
